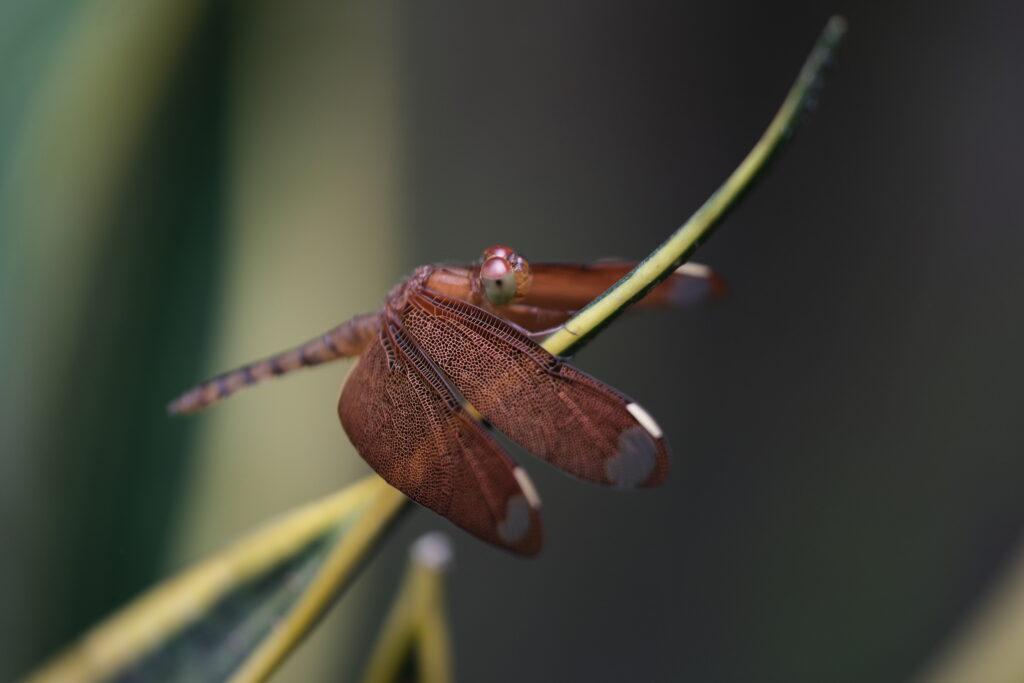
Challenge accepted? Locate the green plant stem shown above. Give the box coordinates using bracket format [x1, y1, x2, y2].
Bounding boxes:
[229, 482, 408, 683]
[360, 534, 454, 683]
[542, 15, 846, 356]
[22, 476, 402, 683]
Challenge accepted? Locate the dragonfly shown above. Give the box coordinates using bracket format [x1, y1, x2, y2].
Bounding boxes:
[169, 246, 723, 555]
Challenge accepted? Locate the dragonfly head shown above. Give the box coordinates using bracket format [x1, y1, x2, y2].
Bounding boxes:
[480, 245, 531, 305]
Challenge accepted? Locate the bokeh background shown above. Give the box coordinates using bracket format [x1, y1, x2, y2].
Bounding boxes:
[2, 2, 1023, 682]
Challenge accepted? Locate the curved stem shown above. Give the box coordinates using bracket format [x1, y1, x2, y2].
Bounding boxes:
[542, 15, 846, 356]
[24, 475, 400, 683]
[230, 481, 408, 683]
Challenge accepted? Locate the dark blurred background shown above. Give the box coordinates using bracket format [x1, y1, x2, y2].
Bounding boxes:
[2, 2, 1023, 682]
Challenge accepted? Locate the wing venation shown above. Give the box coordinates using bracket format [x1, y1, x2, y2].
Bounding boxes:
[338, 318, 543, 554]
[404, 289, 670, 488]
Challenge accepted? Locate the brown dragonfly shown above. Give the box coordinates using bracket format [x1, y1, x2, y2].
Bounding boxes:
[169, 246, 723, 555]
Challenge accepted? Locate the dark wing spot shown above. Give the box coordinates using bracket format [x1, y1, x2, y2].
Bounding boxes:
[605, 427, 657, 488]
[498, 494, 532, 544]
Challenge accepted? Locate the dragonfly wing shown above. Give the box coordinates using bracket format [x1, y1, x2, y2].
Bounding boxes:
[521, 261, 725, 311]
[489, 303, 576, 336]
[339, 319, 542, 555]
[404, 290, 669, 488]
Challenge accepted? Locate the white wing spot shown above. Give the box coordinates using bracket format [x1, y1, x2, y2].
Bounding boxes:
[513, 467, 542, 508]
[627, 402, 663, 438]
[675, 262, 712, 278]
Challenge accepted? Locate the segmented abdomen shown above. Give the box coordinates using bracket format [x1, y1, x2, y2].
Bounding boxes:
[167, 312, 380, 415]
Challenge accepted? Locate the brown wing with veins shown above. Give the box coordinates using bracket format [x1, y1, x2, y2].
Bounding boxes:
[338, 316, 542, 555]
[402, 289, 669, 488]
[499, 261, 725, 333]
[523, 261, 725, 310]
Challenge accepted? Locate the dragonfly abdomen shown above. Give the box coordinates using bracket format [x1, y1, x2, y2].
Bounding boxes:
[167, 312, 380, 415]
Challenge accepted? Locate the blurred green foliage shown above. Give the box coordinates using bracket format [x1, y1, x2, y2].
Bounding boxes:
[1, 3, 401, 680]
[1, 3, 220, 679]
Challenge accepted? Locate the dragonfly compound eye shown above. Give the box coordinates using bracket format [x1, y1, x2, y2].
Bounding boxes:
[481, 256, 518, 305]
